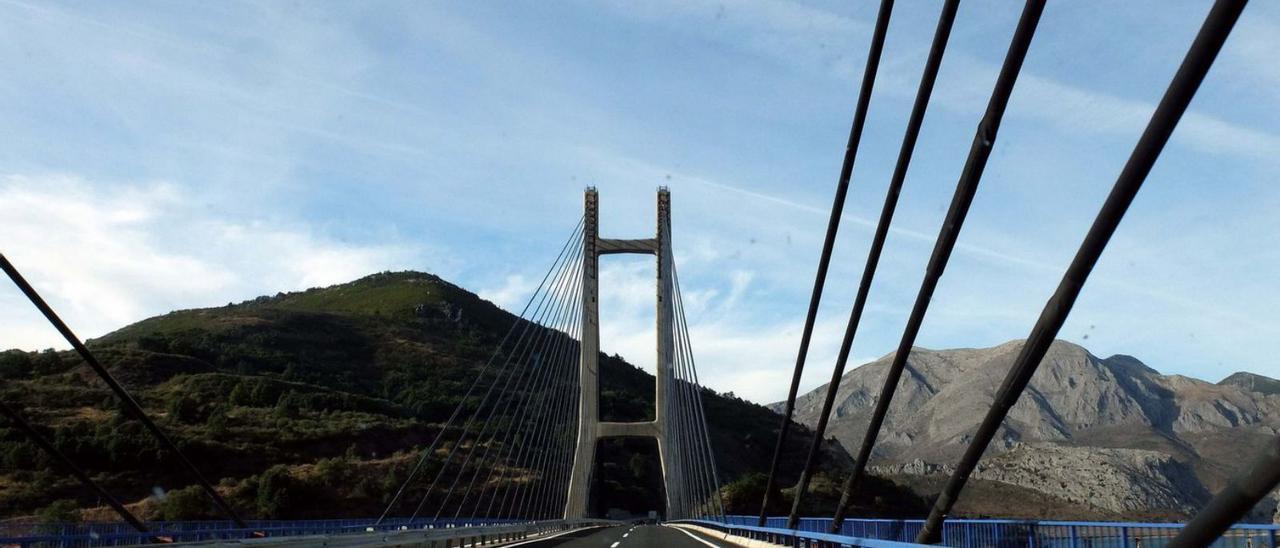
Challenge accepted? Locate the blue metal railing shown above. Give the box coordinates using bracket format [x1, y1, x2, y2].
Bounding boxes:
[678, 518, 929, 547]
[8, 515, 1280, 547]
[710, 515, 1280, 547]
[0, 517, 515, 547]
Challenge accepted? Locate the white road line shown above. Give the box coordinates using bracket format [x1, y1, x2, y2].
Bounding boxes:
[610, 542, 621, 548]
[663, 524, 722, 548]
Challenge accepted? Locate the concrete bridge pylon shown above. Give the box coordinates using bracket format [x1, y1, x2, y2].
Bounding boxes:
[564, 187, 673, 519]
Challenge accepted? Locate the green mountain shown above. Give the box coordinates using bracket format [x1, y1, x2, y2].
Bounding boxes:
[0, 271, 906, 522]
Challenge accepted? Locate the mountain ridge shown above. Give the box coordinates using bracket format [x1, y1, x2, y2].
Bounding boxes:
[777, 339, 1280, 521]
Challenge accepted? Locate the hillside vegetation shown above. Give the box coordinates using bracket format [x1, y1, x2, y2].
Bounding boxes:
[1, 271, 890, 521]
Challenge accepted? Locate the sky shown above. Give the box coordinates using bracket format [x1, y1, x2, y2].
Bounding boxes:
[1, 0, 1278, 405]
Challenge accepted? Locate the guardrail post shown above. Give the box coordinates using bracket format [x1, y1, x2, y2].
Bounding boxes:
[1121, 527, 1130, 548]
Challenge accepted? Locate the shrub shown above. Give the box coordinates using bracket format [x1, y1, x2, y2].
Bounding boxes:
[160, 485, 219, 521]
[36, 499, 81, 525]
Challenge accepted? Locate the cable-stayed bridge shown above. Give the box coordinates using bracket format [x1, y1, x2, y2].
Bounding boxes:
[2, 0, 1279, 546]
[1, 187, 726, 547]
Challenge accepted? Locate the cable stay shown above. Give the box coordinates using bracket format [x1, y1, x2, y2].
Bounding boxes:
[918, 0, 1245, 542]
[410, 253, 581, 521]
[1, 253, 248, 529]
[757, 0, 896, 526]
[376, 218, 583, 524]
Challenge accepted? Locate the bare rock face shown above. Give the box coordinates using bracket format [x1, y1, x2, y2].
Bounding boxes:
[871, 444, 1208, 516]
[783, 339, 1280, 520]
[971, 444, 1208, 515]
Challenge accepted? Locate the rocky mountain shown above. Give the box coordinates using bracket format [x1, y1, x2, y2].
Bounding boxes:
[781, 340, 1280, 521]
[1220, 372, 1280, 396]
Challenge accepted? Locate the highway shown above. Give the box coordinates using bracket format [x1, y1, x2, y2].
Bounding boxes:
[511, 524, 727, 547]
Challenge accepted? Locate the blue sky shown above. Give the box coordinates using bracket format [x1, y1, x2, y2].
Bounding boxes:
[1, 1, 1277, 404]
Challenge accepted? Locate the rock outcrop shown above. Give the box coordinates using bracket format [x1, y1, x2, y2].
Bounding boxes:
[785, 340, 1280, 520]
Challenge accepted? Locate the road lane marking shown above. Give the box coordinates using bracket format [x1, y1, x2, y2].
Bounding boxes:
[610, 542, 620, 548]
[663, 524, 722, 548]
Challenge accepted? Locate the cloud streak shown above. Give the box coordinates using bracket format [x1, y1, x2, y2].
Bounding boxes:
[0, 175, 420, 349]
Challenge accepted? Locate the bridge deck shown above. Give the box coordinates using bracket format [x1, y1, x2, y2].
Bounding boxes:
[512, 524, 726, 547]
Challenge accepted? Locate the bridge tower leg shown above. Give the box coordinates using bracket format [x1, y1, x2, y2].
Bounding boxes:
[564, 187, 673, 519]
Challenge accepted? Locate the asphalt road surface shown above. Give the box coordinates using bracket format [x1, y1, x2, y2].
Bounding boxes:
[509, 524, 728, 547]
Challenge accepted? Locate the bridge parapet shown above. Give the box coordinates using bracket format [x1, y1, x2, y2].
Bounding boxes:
[674, 519, 927, 548]
[707, 515, 1280, 548]
[0, 518, 619, 547]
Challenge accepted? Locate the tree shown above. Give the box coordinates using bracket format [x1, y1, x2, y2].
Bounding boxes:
[168, 394, 202, 424]
[628, 453, 648, 479]
[314, 456, 351, 489]
[250, 381, 276, 407]
[256, 466, 294, 518]
[275, 390, 303, 418]
[228, 383, 251, 406]
[2, 440, 38, 469]
[0, 350, 32, 377]
[722, 472, 789, 515]
[206, 405, 229, 436]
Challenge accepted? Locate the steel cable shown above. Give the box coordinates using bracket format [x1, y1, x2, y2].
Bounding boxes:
[823, 0, 961, 530]
[672, 261, 724, 518]
[0, 253, 247, 527]
[411, 244, 583, 520]
[376, 219, 583, 524]
[918, 0, 1243, 542]
[431, 268, 582, 520]
[757, 0, 896, 525]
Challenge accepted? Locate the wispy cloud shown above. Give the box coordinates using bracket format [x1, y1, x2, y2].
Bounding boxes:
[1010, 69, 1280, 162]
[2, 0, 1277, 405]
[479, 274, 538, 312]
[592, 0, 1280, 163]
[0, 175, 420, 349]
